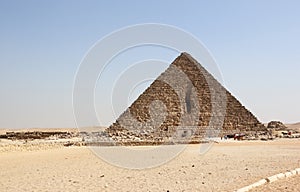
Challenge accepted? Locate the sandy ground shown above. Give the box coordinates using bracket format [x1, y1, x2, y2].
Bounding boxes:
[1, 139, 300, 192]
[287, 122, 300, 132]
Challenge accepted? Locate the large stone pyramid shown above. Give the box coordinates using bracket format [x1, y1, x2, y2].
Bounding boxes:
[107, 53, 264, 142]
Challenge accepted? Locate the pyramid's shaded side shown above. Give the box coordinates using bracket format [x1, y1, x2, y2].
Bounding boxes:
[107, 53, 265, 141]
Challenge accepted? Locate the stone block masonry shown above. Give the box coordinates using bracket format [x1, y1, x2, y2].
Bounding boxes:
[107, 52, 265, 142]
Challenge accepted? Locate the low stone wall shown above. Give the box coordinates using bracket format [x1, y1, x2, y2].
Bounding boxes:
[0, 131, 78, 140]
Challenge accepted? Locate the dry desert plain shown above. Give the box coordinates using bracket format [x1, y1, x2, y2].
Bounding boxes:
[1, 128, 300, 192]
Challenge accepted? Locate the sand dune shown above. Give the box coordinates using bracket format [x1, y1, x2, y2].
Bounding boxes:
[286, 122, 300, 131]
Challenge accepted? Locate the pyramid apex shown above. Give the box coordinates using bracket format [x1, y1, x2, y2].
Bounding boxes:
[175, 52, 198, 64]
[180, 52, 189, 55]
[179, 52, 192, 58]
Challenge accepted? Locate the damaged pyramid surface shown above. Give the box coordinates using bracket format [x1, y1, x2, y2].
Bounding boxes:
[107, 53, 265, 143]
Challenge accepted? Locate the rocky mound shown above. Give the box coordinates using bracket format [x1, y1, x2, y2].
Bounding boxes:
[267, 121, 287, 129]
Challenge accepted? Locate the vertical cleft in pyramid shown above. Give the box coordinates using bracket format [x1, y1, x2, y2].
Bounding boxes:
[107, 52, 265, 142]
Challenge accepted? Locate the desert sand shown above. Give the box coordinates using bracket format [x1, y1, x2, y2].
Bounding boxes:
[1, 138, 300, 192]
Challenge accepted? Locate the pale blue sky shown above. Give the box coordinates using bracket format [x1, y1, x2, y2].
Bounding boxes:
[0, 0, 299, 128]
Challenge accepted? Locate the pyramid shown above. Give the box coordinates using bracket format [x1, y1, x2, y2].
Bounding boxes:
[107, 53, 265, 142]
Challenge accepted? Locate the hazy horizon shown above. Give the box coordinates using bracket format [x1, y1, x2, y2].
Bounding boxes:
[1, 1, 300, 128]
